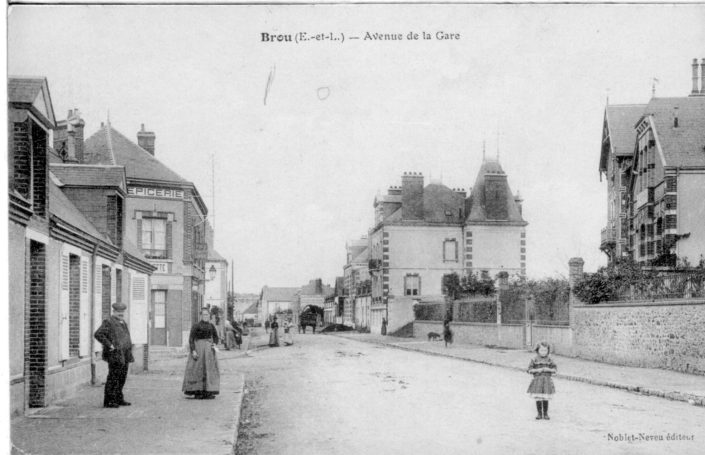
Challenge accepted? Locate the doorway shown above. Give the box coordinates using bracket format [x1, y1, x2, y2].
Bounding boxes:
[151, 290, 167, 345]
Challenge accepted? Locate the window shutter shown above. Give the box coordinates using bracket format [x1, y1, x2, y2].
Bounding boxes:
[79, 257, 90, 356]
[136, 219, 143, 249]
[166, 221, 173, 259]
[130, 274, 148, 344]
[60, 253, 70, 360]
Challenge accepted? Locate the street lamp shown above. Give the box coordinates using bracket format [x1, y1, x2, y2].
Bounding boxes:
[208, 265, 217, 281]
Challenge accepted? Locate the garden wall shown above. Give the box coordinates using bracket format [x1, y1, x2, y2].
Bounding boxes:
[572, 299, 705, 375]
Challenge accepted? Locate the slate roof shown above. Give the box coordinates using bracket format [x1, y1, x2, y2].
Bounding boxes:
[123, 238, 150, 263]
[8, 78, 46, 104]
[466, 160, 526, 224]
[8, 77, 56, 128]
[605, 104, 646, 157]
[84, 124, 189, 184]
[261, 286, 300, 302]
[242, 302, 259, 315]
[646, 97, 705, 167]
[422, 183, 465, 223]
[208, 249, 228, 262]
[50, 164, 126, 191]
[351, 247, 369, 264]
[48, 175, 112, 243]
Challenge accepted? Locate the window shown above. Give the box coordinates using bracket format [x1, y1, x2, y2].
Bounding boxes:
[153, 290, 166, 329]
[141, 218, 167, 258]
[443, 239, 458, 262]
[404, 274, 420, 296]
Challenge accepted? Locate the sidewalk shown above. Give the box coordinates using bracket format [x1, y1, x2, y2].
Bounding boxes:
[11, 338, 251, 455]
[332, 332, 705, 407]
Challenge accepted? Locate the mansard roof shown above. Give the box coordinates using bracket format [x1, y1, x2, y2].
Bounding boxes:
[422, 183, 466, 223]
[643, 96, 705, 168]
[466, 159, 526, 225]
[84, 124, 189, 184]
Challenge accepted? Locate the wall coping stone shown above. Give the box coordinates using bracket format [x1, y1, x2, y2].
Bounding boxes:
[416, 320, 524, 327]
[574, 298, 705, 309]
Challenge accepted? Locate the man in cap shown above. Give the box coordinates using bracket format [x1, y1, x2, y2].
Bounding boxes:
[94, 302, 135, 408]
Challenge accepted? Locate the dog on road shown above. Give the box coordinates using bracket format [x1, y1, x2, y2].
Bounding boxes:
[427, 332, 441, 341]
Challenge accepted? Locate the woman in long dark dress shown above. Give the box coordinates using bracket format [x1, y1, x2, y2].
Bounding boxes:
[183, 308, 220, 399]
[269, 316, 279, 347]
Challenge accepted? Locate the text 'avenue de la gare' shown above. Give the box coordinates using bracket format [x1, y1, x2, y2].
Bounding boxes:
[260, 31, 461, 43]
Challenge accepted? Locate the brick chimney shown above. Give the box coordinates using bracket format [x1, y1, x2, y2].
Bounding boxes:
[401, 172, 424, 220]
[137, 124, 156, 155]
[692, 58, 700, 95]
[54, 109, 85, 163]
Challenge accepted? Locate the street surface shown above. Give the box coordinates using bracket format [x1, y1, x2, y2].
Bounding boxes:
[236, 331, 705, 455]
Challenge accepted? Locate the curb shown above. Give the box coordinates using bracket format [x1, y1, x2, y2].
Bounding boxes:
[335, 335, 705, 408]
[229, 372, 246, 453]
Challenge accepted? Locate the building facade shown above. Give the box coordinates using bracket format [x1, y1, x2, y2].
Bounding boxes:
[84, 123, 209, 347]
[601, 59, 705, 266]
[369, 164, 527, 333]
[343, 238, 369, 326]
[259, 286, 300, 321]
[9, 78, 153, 415]
[205, 247, 229, 333]
[599, 104, 646, 264]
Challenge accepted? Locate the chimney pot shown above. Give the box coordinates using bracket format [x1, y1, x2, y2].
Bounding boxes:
[693, 58, 701, 95]
[137, 125, 156, 156]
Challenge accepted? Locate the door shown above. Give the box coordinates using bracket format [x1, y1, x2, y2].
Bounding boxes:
[151, 290, 167, 345]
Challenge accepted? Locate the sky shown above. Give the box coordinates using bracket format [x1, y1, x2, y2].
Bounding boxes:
[7, 3, 705, 293]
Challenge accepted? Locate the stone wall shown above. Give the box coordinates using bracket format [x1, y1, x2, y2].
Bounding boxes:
[572, 300, 705, 375]
[531, 325, 573, 356]
[413, 320, 525, 349]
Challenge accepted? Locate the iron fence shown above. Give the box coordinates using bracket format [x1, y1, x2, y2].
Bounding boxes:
[613, 270, 705, 301]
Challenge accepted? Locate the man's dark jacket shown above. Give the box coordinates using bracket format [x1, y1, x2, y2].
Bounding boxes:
[94, 317, 135, 364]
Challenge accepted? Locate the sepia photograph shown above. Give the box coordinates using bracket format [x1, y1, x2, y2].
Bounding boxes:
[5, 2, 705, 454]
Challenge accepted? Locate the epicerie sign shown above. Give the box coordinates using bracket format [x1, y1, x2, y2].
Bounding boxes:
[128, 186, 184, 199]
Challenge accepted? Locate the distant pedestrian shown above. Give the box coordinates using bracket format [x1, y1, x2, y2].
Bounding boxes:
[233, 320, 243, 349]
[265, 319, 270, 334]
[269, 316, 280, 347]
[224, 319, 236, 350]
[381, 317, 387, 336]
[213, 313, 223, 345]
[527, 341, 557, 420]
[183, 308, 220, 399]
[443, 319, 453, 347]
[283, 318, 294, 346]
[94, 302, 134, 408]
